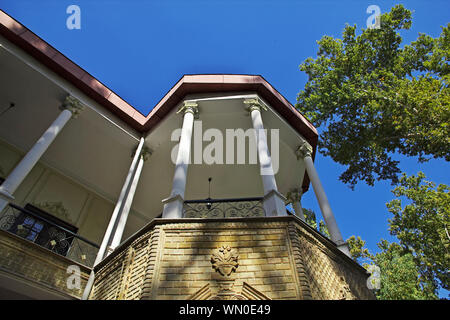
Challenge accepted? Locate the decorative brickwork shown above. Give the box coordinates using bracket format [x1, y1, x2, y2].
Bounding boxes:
[0, 230, 90, 299]
[287, 222, 313, 299]
[292, 224, 374, 300]
[90, 217, 375, 300]
[91, 230, 153, 300]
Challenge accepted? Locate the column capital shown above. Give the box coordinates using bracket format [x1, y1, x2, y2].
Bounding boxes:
[286, 188, 302, 204]
[60, 95, 85, 118]
[243, 98, 267, 114]
[177, 101, 199, 118]
[0, 188, 15, 202]
[141, 146, 152, 161]
[296, 138, 313, 159]
[336, 241, 351, 257]
[132, 145, 152, 161]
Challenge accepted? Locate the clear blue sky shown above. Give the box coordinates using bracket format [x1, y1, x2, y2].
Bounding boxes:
[2, 0, 449, 295]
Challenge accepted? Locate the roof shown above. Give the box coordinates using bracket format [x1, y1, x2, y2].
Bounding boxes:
[0, 9, 317, 193]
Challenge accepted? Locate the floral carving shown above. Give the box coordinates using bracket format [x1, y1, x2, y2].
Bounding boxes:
[211, 245, 239, 277]
[33, 201, 72, 223]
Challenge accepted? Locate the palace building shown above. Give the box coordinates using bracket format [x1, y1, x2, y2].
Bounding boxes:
[0, 10, 374, 300]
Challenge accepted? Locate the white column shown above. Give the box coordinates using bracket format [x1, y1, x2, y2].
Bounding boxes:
[296, 140, 351, 257]
[162, 101, 198, 219]
[0, 96, 84, 212]
[244, 98, 286, 217]
[82, 137, 145, 300]
[287, 189, 305, 221]
[108, 147, 150, 252]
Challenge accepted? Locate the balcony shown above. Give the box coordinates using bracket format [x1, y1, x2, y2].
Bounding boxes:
[90, 214, 375, 300]
[183, 197, 266, 218]
[0, 203, 98, 299]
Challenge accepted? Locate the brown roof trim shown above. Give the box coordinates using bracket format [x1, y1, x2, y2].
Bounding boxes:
[0, 10, 317, 193]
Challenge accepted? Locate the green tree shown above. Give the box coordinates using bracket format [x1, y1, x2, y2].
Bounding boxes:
[373, 240, 437, 300]
[387, 172, 449, 292]
[303, 208, 330, 238]
[347, 238, 438, 299]
[347, 235, 371, 263]
[346, 171, 449, 299]
[296, 4, 449, 188]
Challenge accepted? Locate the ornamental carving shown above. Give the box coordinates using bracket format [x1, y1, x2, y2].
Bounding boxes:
[211, 245, 239, 277]
[177, 101, 199, 118]
[183, 200, 265, 218]
[33, 201, 72, 223]
[286, 188, 302, 204]
[295, 138, 313, 159]
[243, 98, 267, 113]
[131, 146, 152, 161]
[60, 95, 85, 118]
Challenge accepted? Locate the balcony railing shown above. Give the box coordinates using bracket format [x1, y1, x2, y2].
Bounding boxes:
[183, 197, 266, 218]
[0, 203, 99, 267]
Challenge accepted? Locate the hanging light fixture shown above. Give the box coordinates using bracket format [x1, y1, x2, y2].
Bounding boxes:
[206, 177, 212, 210]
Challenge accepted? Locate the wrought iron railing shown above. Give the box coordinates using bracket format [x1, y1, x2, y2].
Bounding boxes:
[0, 203, 99, 267]
[183, 197, 266, 218]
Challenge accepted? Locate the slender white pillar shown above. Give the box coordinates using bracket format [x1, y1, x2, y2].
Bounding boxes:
[82, 137, 145, 300]
[287, 189, 305, 221]
[108, 147, 150, 252]
[0, 96, 84, 212]
[244, 98, 286, 217]
[162, 101, 198, 219]
[296, 140, 351, 257]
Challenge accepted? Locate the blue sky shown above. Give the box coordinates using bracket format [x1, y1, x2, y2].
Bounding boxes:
[2, 0, 449, 294]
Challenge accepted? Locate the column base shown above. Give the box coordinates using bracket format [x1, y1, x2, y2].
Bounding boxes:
[0, 188, 14, 212]
[292, 201, 306, 221]
[0, 188, 14, 202]
[263, 189, 287, 217]
[336, 241, 352, 258]
[162, 194, 184, 219]
[106, 246, 115, 256]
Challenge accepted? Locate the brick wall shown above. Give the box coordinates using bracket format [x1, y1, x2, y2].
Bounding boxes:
[0, 230, 90, 299]
[91, 217, 375, 300]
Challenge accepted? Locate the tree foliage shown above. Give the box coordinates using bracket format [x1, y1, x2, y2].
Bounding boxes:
[347, 235, 371, 263]
[303, 208, 330, 238]
[296, 3, 449, 300]
[374, 240, 437, 299]
[296, 4, 450, 188]
[347, 238, 439, 299]
[387, 172, 449, 291]
[347, 172, 448, 299]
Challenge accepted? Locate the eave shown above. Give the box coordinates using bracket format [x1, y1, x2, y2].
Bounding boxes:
[0, 9, 318, 193]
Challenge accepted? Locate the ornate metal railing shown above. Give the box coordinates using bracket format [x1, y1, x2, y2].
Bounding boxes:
[0, 203, 99, 267]
[183, 197, 266, 218]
